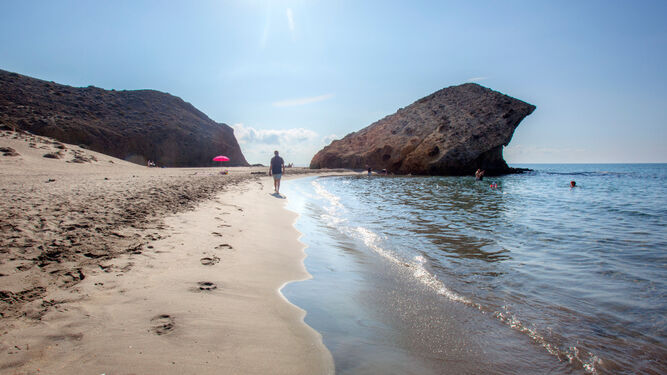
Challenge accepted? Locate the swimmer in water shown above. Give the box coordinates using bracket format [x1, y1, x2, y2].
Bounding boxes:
[570, 180, 576, 188]
[475, 169, 485, 181]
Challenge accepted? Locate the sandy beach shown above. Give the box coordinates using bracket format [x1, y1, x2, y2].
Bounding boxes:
[0, 130, 351, 374]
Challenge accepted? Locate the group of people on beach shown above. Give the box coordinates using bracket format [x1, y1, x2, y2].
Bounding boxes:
[270, 157, 577, 193]
[476, 168, 498, 189]
[476, 168, 576, 188]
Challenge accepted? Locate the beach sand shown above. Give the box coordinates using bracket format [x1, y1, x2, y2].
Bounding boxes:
[0, 130, 347, 374]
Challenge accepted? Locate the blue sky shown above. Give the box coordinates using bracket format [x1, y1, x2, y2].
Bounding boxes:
[1, 1, 665, 165]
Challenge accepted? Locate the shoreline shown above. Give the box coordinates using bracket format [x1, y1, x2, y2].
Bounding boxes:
[281, 175, 573, 374]
[281, 170, 667, 375]
[0, 130, 355, 373]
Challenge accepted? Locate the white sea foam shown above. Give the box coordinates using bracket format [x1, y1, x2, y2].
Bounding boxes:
[413, 256, 475, 305]
[312, 180, 344, 211]
[312, 179, 474, 307]
[312, 180, 347, 226]
[493, 309, 602, 374]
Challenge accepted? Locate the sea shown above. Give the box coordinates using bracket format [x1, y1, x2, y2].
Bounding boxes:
[281, 164, 666, 375]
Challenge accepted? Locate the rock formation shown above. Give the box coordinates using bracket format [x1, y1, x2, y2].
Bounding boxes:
[0, 69, 248, 167]
[310, 83, 535, 175]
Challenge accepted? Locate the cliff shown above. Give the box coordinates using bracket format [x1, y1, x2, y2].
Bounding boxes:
[0, 69, 248, 167]
[310, 83, 535, 175]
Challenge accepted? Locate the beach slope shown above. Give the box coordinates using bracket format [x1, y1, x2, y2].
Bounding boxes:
[0, 130, 334, 374]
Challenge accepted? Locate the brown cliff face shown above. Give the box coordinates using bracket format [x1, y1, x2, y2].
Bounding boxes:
[310, 83, 535, 175]
[0, 69, 248, 167]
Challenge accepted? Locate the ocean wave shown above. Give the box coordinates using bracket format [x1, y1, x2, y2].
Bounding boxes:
[312, 179, 474, 306]
[494, 309, 602, 374]
[345, 221, 604, 373]
[312, 180, 347, 226]
[312, 180, 344, 211]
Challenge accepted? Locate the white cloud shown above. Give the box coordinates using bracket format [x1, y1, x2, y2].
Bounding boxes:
[232, 123, 338, 166]
[272, 93, 334, 107]
[233, 123, 318, 144]
[466, 76, 488, 82]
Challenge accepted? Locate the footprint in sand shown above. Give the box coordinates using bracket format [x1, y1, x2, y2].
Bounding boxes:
[53, 269, 85, 286]
[211, 232, 223, 237]
[195, 281, 217, 292]
[150, 314, 175, 335]
[215, 243, 233, 250]
[200, 256, 220, 266]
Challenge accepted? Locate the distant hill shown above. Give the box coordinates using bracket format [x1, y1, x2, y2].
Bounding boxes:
[310, 83, 535, 175]
[0, 69, 248, 167]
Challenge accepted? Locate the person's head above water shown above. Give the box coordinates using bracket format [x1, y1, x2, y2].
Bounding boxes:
[570, 180, 576, 188]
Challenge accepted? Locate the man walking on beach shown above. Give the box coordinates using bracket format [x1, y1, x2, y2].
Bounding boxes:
[269, 150, 285, 194]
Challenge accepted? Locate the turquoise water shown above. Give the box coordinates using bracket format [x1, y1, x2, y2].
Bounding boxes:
[282, 164, 666, 374]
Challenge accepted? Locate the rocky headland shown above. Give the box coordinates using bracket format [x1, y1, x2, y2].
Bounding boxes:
[0, 69, 248, 167]
[310, 83, 535, 175]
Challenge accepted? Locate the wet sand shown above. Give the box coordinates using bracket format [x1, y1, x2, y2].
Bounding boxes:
[0, 130, 349, 374]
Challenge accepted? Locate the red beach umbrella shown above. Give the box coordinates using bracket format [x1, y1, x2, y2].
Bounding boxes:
[213, 155, 230, 171]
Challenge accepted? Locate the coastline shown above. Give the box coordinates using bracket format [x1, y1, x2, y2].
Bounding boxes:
[281, 176, 571, 374]
[0, 131, 353, 374]
[281, 169, 667, 375]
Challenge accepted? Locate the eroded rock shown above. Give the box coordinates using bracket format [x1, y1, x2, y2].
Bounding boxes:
[310, 83, 535, 175]
[0, 69, 248, 167]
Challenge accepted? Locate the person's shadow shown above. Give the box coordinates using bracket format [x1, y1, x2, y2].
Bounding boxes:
[270, 192, 286, 199]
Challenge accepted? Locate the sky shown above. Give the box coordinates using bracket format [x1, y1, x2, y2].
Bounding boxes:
[1, 0, 665, 165]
